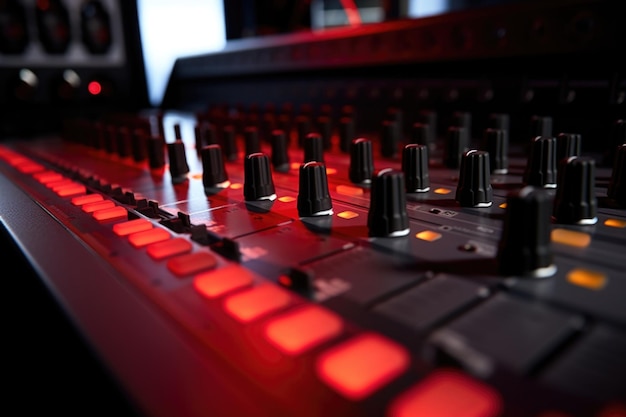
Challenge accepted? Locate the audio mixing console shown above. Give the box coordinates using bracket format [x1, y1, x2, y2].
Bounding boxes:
[1, 0, 625, 416]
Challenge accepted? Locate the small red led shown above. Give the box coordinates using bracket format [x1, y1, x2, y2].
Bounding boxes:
[88, 81, 102, 96]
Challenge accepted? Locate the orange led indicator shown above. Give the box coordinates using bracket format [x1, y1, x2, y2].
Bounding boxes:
[93, 206, 127, 222]
[167, 252, 217, 277]
[326, 167, 337, 175]
[128, 228, 170, 248]
[566, 269, 607, 290]
[278, 196, 296, 203]
[604, 218, 626, 228]
[337, 211, 359, 219]
[315, 332, 410, 400]
[499, 203, 507, 209]
[223, 283, 290, 323]
[82, 200, 115, 213]
[72, 193, 103, 206]
[230, 183, 243, 190]
[113, 219, 153, 236]
[193, 264, 254, 299]
[264, 305, 343, 355]
[147, 238, 192, 260]
[416, 230, 442, 242]
[388, 369, 502, 417]
[336, 185, 364, 196]
[551, 228, 591, 248]
[434, 188, 451, 195]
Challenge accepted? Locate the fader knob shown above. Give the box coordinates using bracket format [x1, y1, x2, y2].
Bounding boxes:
[484, 128, 508, 174]
[349, 138, 374, 185]
[304, 132, 324, 163]
[607, 144, 626, 206]
[497, 186, 556, 278]
[402, 144, 430, 193]
[368, 169, 410, 237]
[244, 153, 276, 201]
[553, 156, 597, 225]
[201, 144, 230, 190]
[456, 150, 493, 207]
[297, 162, 333, 217]
[167, 140, 190, 183]
[524, 136, 557, 188]
[270, 129, 290, 172]
[444, 126, 469, 169]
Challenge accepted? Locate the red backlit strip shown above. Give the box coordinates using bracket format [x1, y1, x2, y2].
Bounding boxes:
[315, 332, 410, 400]
[264, 305, 343, 355]
[113, 218, 153, 236]
[82, 200, 115, 213]
[72, 193, 104, 206]
[166, 252, 217, 277]
[223, 283, 291, 323]
[147, 238, 192, 260]
[128, 228, 170, 248]
[193, 264, 254, 298]
[93, 206, 127, 222]
[387, 369, 502, 417]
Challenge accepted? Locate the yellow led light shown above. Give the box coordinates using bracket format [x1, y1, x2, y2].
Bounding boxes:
[567, 269, 607, 290]
[604, 218, 626, 229]
[336, 185, 363, 196]
[434, 188, 451, 195]
[551, 228, 591, 248]
[415, 230, 442, 242]
[290, 162, 301, 170]
[191, 173, 203, 180]
[499, 203, 507, 209]
[278, 196, 296, 203]
[337, 211, 359, 219]
[326, 167, 337, 175]
[230, 183, 243, 190]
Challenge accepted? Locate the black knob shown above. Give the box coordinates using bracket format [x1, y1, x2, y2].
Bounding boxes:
[553, 156, 598, 225]
[80, 0, 112, 54]
[221, 125, 238, 161]
[456, 150, 493, 207]
[297, 162, 333, 217]
[131, 128, 147, 162]
[167, 140, 190, 183]
[444, 126, 469, 169]
[497, 186, 556, 278]
[304, 132, 324, 163]
[36, 0, 71, 54]
[417, 110, 437, 147]
[488, 113, 510, 132]
[524, 136, 557, 188]
[195, 121, 217, 152]
[349, 138, 374, 185]
[451, 111, 472, 135]
[244, 126, 261, 156]
[484, 128, 509, 174]
[381, 120, 400, 158]
[270, 129, 290, 173]
[410, 122, 432, 147]
[244, 153, 276, 201]
[201, 144, 230, 190]
[368, 169, 410, 237]
[339, 116, 355, 153]
[530, 115, 553, 139]
[147, 136, 165, 169]
[296, 115, 312, 148]
[317, 115, 333, 150]
[402, 144, 430, 193]
[608, 144, 626, 207]
[173, 123, 183, 140]
[556, 133, 582, 162]
[0, 0, 29, 54]
[116, 127, 132, 158]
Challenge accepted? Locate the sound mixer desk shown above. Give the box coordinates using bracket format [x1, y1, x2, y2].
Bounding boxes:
[0, 104, 624, 417]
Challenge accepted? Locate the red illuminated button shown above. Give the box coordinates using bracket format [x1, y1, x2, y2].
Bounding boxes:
[34, 171, 64, 184]
[93, 206, 127, 222]
[113, 218, 153, 236]
[72, 193, 104, 206]
[264, 305, 343, 355]
[46, 179, 73, 189]
[55, 183, 86, 197]
[82, 200, 115, 213]
[167, 252, 217, 277]
[147, 237, 192, 260]
[316, 332, 410, 400]
[128, 228, 170, 248]
[193, 264, 254, 298]
[387, 369, 502, 417]
[223, 283, 290, 323]
[17, 161, 44, 173]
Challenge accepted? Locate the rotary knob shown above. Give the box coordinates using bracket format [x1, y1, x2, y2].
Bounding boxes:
[456, 150, 493, 207]
[244, 153, 276, 201]
[497, 186, 556, 278]
[484, 128, 508, 174]
[553, 156, 597, 225]
[607, 144, 626, 207]
[368, 169, 410, 237]
[297, 162, 333, 217]
[304, 132, 324, 163]
[402, 144, 430, 193]
[523, 136, 557, 188]
[443, 126, 469, 169]
[167, 140, 190, 183]
[349, 138, 374, 185]
[270, 129, 290, 172]
[201, 144, 230, 190]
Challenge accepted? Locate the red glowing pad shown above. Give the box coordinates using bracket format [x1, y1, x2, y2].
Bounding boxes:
[92, 206, 127, 222]
[113, 218, 153, 236]
[147, 237, 192, 260]
[193, 264, 254, 299]
[223, 283, 290, 323]
[166, 252, 217, 277]
[82, 200, 115, 213]
[128, 228, 170, 248]
[264, 305, 343, 355]
[388, 369, 502, 417]
[316, 332, 410, 400]
[71, 193, 103, 206]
